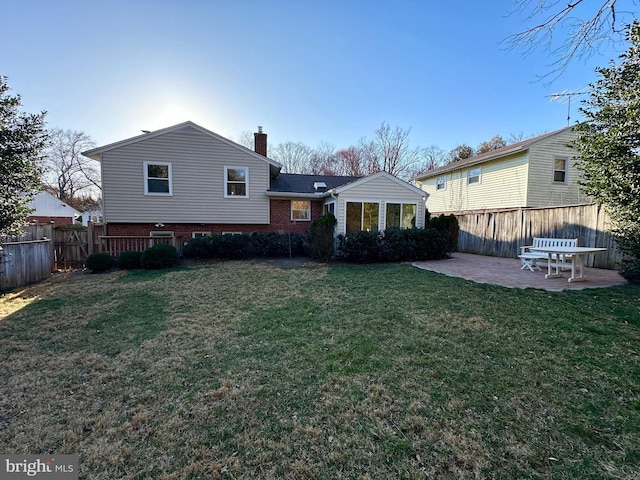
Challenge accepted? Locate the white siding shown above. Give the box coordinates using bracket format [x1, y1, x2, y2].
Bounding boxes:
[101, 128, 271, 224]
[335, 175, 426, 234]
[526, 129, 589, 207]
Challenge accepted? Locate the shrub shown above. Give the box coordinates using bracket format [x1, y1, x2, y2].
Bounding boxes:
[140, 244, 178, 269]
[215, 234, 249, 259]
[117, 250, 143, 270]
[182, 236, 216, 259]
[429, 214, 459, 252]
[307, 213, 337, 261]
[337, 227, 449, 263]
[86, 252, 115, 273]
[337, 230, 382, 263]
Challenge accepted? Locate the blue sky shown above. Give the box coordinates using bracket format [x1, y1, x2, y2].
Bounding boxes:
[3, 0, 633, 153]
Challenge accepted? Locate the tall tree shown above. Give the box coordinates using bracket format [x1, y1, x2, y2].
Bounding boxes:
[449, 144, 475, 162]
[331, 146, 368, 176]
[42, 128, 99, 199]
[360, 122, 421, 179]
[507, 0, 635, 79]
[271, 141, 313, 173]
[574, 20, 640, 282]
[476, 135, 507, 154]
[0, 76, 47, 237]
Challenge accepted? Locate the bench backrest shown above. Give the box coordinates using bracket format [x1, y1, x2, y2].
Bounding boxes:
[532, 237, 578, 249]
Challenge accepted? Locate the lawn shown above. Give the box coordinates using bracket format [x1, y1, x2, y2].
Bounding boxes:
[1, 260, 639, 479]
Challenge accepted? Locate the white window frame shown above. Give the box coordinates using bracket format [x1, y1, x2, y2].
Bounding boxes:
[385, 202, 418, 229]
[436, 176, 446, 190]
[323, 201, 336, 215]
[144, 161, 173, 196]
[553, 157, 568, 183]
[192, 231, 212, 238]
[468, 167, 481, 185]
[291, 200, 311, 221]
[346, 201, 380, 233]
[224, 166, 249, 198]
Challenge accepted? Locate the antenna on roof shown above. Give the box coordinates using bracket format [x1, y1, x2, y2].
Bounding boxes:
[547, 88, 589, 126]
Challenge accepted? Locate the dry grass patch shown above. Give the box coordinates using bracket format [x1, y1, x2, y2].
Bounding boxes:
[1, 261, 639, 479]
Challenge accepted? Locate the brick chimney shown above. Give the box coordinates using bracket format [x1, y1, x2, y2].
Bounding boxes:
[254, 126, 267, 157]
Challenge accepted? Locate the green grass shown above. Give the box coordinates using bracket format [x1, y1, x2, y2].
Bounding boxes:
[1, 261, 639, 479]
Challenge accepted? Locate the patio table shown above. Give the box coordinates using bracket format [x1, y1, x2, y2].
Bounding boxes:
[531, 246, 608, 282]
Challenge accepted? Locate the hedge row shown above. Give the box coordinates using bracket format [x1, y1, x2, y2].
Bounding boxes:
[182, 231, 306, 260]
[337, 227, 449, 263]
[85, 244, 178, 273]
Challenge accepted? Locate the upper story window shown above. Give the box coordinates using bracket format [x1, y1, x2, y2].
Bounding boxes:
[291, 200, 310, 221]
[468, 167, 481, 185]
[436, 176, 446, 190]
[225, 166, 248, 197]
[144, 162, 172, 195]
[554, 157, 567, 183]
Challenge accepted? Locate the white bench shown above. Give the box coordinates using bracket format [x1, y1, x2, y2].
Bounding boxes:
[519, 237, 577, 272]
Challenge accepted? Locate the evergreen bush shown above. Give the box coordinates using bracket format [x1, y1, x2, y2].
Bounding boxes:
[117, 251, 143, 269]
[140, 244, 178, 269]
[307, 212, 337, 261]
[86, 252, 115, 273]
[428, 214, 459, 252]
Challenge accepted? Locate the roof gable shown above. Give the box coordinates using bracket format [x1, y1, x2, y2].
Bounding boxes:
[332, 171, 427, 197]
[82, 121, 282, 170]
[414, 126, 574, 180]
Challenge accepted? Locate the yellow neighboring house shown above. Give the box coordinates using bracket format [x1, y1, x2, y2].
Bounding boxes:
[414, 126, 591, 214]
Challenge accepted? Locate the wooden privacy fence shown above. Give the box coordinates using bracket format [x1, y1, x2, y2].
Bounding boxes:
[0, 224, 55, 291]
[452, 203, 621, 269]
[54, 225, 89, 269]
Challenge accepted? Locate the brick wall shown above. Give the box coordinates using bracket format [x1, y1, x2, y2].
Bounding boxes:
[27, 216, 75, 227]
[106, 199, 325, 239]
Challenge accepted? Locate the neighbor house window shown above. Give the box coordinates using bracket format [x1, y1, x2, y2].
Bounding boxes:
[291, 200, 310, 221]
[436, 176, 446, 190]
[192, 232, 212, 238]
[144, 162, 172, 195]
[468, 167, 481, 185]
[554, 157, 567, 183]
[346, 201, 379, 234]
[225, 166, 248, 197]
[386, 203, 417, 229]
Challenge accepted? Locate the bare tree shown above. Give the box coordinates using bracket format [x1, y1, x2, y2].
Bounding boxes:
[476, 135, 507, 154]
[506, 0, 635, 79]
[329, 146, 369, 176]
[271, 141, 314, 173]
[42, 128, 99, 199]
[235, 130, 255, 150]
[308, 142, 337, 175]
[359, 122, 422, 179]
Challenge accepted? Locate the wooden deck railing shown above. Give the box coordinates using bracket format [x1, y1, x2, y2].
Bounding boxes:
[98, 235, 180, 258]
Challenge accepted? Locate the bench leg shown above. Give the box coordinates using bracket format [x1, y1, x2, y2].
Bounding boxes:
[520, 258, 541, 272]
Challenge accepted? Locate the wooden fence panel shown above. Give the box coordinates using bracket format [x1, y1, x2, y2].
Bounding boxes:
[0, 239, 53, 291]
[453, 204, 621, 269]
[54, 226, 89, 269]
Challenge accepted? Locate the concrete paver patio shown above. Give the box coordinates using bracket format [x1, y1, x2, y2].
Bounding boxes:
[413, 252, 626, 292]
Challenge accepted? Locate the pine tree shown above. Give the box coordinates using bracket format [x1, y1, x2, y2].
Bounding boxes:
[574, 20, 640, 282]
[0, 76, 47, 236]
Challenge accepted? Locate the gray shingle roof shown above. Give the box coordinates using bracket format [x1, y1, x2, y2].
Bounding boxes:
[269, 173, 360, 194]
